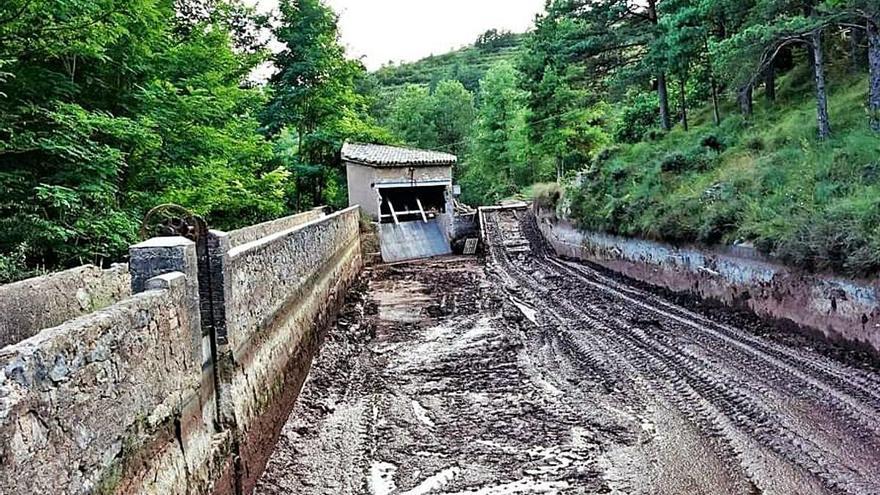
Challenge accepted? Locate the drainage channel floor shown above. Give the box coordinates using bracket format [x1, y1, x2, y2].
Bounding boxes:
[255, 213, 880, 495]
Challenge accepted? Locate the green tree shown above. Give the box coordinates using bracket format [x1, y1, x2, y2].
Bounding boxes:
[263, 0, 388, 208]
[823, 0, 880, 130]
[464, 61, 530, 204]
[128, 22, 288, 228]
[0, 0, 289, 279]
[387, 84, 439, 149]
[431, 80, 475, 156]
[715, 10, 833, 138]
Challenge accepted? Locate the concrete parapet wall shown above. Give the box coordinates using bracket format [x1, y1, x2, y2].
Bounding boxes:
[0, 264, 130, 348]
[226, 207, 326, 248]
[211, 206, 363, 494]
[536, 210, 880, 354]
[0, 239, 229, 494]
[0, 208, 363, 495]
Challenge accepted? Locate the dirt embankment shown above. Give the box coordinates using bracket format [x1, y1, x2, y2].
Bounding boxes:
[257, 210, 880, 495]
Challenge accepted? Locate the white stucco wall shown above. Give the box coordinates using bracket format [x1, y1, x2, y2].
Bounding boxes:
[346, 161, 454, 220]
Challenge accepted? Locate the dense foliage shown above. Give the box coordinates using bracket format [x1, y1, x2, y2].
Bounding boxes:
[373, 31, 524, 96]
[373, 0, 880, 276]
[0, 0, 383, 282]
[524, 0, 880, 277]
[3, 0, 879, 280]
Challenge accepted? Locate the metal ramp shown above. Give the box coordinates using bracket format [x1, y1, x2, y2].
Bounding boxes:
[380, 219, 452, 263]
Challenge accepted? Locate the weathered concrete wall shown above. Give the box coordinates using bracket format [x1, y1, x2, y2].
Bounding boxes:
[0, 208, 363, 494]
[209, 206, 363, 494]
[371, 164, 452, 184]
[227, 208, 326, 248]
[0, 239, 231, 495]
[0, 208, 362, 495]
[347, 162, 380, 219]
[535, 210, 880, 353]
[346, 161, 453, 220]
[0, 264, 130, 348]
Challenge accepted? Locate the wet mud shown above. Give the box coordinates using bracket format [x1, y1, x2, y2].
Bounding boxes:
[256, 211, 880, 495]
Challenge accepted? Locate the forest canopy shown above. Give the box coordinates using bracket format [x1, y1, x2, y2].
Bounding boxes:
[2, 0, 879, 281]
[374, 0, 880, 276]
[0, 0, 387, 282]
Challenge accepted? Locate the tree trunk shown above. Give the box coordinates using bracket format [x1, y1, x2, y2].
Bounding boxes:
[851, 27, 866, 73]
[738, 85, 753, 117]
[679, 77, 689, 131]
[868, 19, 880, 132]
[764, 64, 776, 103]
[646, 0, 671, 132]
[811, 30, 831, 139]
[711, 78, 721, 126]
[658, 73, 672, 131]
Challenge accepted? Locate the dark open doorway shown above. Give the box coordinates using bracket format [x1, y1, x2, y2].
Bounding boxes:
[378, 186, 447, 224]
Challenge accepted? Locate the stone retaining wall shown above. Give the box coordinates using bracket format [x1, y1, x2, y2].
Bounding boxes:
[0, 264, 130, 348]
[536, 209, 880, 354]
[0, 239, 231, 495]
[226, 207, 326, 248]
[0, 207, 364, 495]
[209, 206, 362, 495]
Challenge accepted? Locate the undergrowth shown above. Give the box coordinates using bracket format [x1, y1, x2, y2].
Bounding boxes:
[567, 69, 880, 278]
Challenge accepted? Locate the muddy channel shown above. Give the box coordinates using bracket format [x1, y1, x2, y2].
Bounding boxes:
[256, 211, 880, 495]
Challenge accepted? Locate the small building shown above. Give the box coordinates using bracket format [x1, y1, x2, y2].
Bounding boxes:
[342, 142, 457, 222]
[342, 142, 460, 262]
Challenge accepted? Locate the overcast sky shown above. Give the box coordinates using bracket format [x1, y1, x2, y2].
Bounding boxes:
[250, 0, 546, 71]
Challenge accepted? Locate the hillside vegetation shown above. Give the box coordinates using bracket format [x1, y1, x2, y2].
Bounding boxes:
[564, 69, 880, 277]
[373, 30, 524, 94]
[379, 0, 880, 279]
[3, 0, 879, 282]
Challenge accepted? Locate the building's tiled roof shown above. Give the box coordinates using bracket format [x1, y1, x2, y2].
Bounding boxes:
[341, 142, 457, 168]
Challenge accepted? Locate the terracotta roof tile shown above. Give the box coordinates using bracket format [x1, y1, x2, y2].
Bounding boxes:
[342, 142, 457, 167]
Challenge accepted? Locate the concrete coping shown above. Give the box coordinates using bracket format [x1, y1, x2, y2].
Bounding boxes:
[227, 206, 360, 260]
[220, 207, 329, 247]
[0, 287, 172, 355]
[131, 237, 195, 249]
[145, 272, 186, 292]
[0, 263, 128, 291]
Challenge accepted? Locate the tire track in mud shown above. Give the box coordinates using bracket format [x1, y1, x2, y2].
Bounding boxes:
[483, 209, 880, 495]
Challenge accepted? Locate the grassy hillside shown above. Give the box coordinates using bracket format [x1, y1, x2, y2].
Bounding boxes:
[557, 65, 880, 278]
[373, 32, 524, 94]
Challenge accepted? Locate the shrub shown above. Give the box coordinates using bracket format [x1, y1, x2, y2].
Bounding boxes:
[0, 245, 44, 284]
[698, 193, 742, 245]
[659, 148, 713, 173]
[700, 133, 726, 152]
[643, 128, 665, 141]
[774, 196, 880, 276]
[659, 152, 690, 173]
[744, 136, 765, 151]
[613, 92, 660, 143]
[591, 146, 620, 169]
[532, 182, 563, 211]
[863, 162, 880, 184]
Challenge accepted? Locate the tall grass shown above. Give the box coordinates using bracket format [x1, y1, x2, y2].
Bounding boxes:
[569, 72, 880, 278]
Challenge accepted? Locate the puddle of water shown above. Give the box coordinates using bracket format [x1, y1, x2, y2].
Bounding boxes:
[445, 478, 570, 494]
[369, 461, 398, 495]
[412, 400, 436, 428]
[401, 466, 461, 495]
[510, 297, 540, 326]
